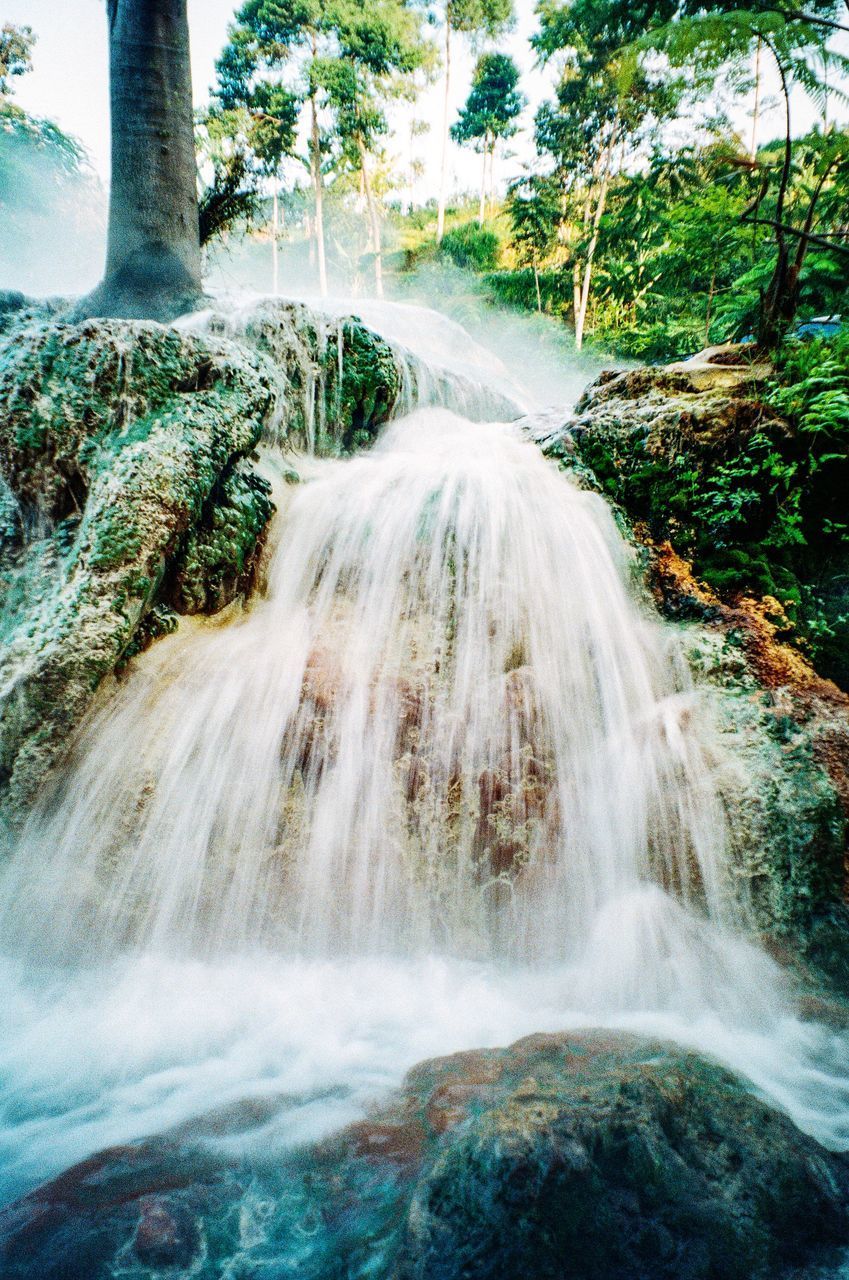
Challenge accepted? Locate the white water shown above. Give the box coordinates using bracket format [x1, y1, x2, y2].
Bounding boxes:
[2, 373, 849, 1205]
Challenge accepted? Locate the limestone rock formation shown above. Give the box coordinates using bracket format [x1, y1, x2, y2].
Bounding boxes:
[528, 351, 849, 987]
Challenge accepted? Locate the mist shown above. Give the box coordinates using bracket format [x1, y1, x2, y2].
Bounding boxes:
[204, 212, 619, 413]
[0, 111, 106, 298]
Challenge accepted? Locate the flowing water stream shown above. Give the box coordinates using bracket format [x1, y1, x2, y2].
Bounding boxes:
[1, 307, 849, 1212]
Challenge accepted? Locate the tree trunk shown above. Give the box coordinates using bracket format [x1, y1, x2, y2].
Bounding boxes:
[757, 38, 794, 348]
[86, 0, 202, 321]
[575, 167, 611, 351]
[272, 184, 280, 297]
[534, 260, 542, 313]
[572, 262, 582, 332]
[436, 19, 451, 245]
[478, 141, 487, 226]
[309, 86, 328, 298]
[705, 265, 716, 346]
[358, 136, 383, 298]
[750, 39, 762, 160]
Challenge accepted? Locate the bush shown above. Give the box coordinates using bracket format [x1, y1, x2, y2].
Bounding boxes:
[440, 222, 501, 272]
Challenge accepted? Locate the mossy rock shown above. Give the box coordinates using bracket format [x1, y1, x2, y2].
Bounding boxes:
[198, 299, 403, 455]
[393, 1032, 849, 1280]
[0, 319, 278, 825]
[550, 361, 849, 688]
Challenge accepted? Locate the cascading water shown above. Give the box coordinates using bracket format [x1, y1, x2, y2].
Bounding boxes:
[1, 319, 849, 1212]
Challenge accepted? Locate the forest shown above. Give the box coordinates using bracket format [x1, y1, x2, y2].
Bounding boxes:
[6, 0, 848, 355]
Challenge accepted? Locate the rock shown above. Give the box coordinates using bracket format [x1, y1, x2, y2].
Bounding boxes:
[392, 1032, 849, 1280]
[133, 1196, 200, 1268]
[0, 319, 278, 826]
[0, 302, 486, 827]
[1, 1032, 847, 1280]
[540, 356, 849, 985]
[0, 1141, 239, 1280]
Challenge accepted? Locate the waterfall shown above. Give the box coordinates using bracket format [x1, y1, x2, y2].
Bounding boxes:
[1, 365, 849, 1206]
[0, 408, 733, 966]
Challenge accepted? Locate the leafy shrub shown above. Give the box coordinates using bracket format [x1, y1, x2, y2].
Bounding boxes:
[580, 332, 849, 684]
[440, 222, 501, 272]
[483, 268, 572, 319]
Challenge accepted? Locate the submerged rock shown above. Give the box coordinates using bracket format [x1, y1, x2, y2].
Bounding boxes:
[1, 1031, 847, 1280]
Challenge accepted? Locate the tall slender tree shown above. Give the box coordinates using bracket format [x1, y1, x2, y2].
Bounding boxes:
[86, 0, 202, 321]
[434, 0, 514, 244]
[451, 52, 523, 224]
[220, 0, 427, 297]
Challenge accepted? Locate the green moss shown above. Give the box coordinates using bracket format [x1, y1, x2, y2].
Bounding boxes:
[0, 318, 278, 823]
[318, 320, 401, 455]
[684, 632, 846, 938]
[171, 461, 274, 615]
[556, 356, 849, 686]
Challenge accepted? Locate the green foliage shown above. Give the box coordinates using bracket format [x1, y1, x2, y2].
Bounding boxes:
[451, 53, 523, 150]
[198, 149, 263, 247]
[574, 333, 849, 682]
[445, 0, 514, 38]
[441, 220, 500, 270]
[505, 173, 561, 269]
[0, 22, 34, 96]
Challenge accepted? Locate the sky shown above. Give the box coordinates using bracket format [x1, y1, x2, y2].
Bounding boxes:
[4, 0, 846, 200]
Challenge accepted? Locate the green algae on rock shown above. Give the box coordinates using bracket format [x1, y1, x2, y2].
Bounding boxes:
[545, 352, 849, 690]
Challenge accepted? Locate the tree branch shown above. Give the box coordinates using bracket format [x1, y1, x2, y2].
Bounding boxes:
[740, 211, 849, 256]
[762, 4, 849, 33]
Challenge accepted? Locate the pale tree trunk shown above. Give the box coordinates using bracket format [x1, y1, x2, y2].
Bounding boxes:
[575, 135, 617, 350]
[575, 173, 610, 350]
[357, 136, 383, 298]
[272, 184, 280, 296]
[436, 19, 451, 244]
[750, 39, 763, 160]
[86, 0, 201, 320]
[309, 85, 328, 297]
[534, 259, 542, 312]
[705, 265, 716, 346]
[478, 140, 487, 226]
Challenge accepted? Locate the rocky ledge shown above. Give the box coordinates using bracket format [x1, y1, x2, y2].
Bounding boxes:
[529, 350, 849, 992]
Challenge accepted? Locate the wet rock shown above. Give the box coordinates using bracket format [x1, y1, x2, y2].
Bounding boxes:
[540, 355, 849, 984]
[0, 303, 469, 827]
[2, 1032, 847, 1280]
[133, 1195, 199, 1268]
[0, 319, 278, 825]
[0, 1141, 236, 1280]
[391, 1031, 849, 1280]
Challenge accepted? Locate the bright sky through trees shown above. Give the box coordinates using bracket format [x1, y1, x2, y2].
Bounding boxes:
[5, 0, 844, 199]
